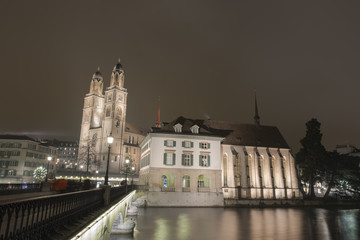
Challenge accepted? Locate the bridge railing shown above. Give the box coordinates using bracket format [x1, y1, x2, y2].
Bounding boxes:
[0, 188, 104, 240]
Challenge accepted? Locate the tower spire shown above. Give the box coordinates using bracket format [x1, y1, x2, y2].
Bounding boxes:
[155, 96, 161, 128]
[254, 90, 260, 125]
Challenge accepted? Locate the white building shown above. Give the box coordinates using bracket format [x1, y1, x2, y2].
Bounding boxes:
[0, 135, 57, 183]
[139, 113, 301, 206]
[78, 59, 146, 181]
[139, 116, 225, 207]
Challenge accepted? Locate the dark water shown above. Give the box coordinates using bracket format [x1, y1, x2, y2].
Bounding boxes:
[113, 207, 360, 240]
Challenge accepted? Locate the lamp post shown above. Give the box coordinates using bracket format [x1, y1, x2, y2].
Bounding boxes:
[45, 156, 52, 182]
[124, 158, 130, 193]
[104, 134, 114, 186]
[131, 166, 135, 186]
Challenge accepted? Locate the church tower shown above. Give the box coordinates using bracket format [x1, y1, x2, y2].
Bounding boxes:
[79, 68, 105, 158]
[78, 59, 128, 176]
[102, 59, 128, 172]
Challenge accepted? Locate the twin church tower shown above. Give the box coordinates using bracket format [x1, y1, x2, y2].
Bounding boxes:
[78, 59, 128, 175]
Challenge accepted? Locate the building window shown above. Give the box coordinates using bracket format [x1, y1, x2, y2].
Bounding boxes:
[182, 153, 193, 166]
[173, 123, 182, 133]
[164, 140, 176, 147]
[125, 147, 128, 153]
[190, 125, 199, 134]
[182, 175, 190, 188]
[198, 175, 210, 188]
[199, 142, 210, 149]
[199, 154, 210, 167]
[8, 170, 16, 176]
[182, 141, 193, 148]
[9, 161, 18, 166]
[163, 152, 176, 165]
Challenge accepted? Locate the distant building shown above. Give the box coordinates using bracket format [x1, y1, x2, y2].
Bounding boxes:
[51, 140, 79, 169]
[0, 135, 57, 183]
[123, 123, 147, 175]
[78, 59, 146, 182]
[336, 144, 360, 157]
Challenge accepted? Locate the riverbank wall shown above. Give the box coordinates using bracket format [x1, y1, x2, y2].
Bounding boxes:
[224, 198, 360, 208]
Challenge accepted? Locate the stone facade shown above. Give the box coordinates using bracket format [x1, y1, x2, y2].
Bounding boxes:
[202, 120, 302, 200]
[78, 60, 146, 181]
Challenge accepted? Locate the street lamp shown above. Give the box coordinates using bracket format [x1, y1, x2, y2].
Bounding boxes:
[124, 158, 130, 193]
[45, 156, 52, 182]
[104, 134, 114, 186]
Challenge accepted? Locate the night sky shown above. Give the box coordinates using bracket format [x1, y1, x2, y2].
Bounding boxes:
[1, 1, 360, 152]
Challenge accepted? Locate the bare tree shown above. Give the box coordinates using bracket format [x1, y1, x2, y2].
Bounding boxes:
[78, 134, 101, 174]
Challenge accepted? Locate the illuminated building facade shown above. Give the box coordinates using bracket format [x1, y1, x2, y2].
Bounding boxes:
[78, 60, 146, 180]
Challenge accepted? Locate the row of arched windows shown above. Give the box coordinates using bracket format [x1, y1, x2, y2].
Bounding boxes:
[161, 174, 210, 188]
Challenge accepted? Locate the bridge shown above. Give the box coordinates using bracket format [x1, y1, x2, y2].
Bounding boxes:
[0, 184, 137, 240]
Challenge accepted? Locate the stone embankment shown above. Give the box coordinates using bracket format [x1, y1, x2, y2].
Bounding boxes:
[224, 199, 360, 208]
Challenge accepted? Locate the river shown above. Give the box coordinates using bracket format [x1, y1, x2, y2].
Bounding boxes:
[111, 207, 360, 240]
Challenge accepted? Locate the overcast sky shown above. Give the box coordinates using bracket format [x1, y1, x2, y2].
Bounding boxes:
[1, 1, 360, 152]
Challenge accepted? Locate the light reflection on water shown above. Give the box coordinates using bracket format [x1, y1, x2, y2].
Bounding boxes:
[113, 208, 360, 240]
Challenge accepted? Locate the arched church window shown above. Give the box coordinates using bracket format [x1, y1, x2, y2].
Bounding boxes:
[92, 133, 97, 147]
[223, 154, 228, 187]
[106, 107, 111, 117]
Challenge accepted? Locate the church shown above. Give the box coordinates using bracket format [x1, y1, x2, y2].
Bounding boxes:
[78, 60, 146, 182]
[139, 99, 301, 206]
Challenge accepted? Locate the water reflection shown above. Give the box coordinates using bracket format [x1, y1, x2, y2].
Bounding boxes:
[112, 207, 360, 240]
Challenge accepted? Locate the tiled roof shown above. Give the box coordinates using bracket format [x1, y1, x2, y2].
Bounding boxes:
[0, 134, 36, 141]
[203, 120, 289, 148]
[125, 122, 149, 136]
[152, 116, 221, 136]
[151, 116, 290, 148]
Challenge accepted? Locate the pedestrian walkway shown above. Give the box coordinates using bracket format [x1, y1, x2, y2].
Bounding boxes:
[0, 191, 58, 204]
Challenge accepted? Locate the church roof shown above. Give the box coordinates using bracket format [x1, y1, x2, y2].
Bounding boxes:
[125, 122, 148, 136]
[203, 120, 290, 148]
[113, 58, 123, 72]
[92, 67, 103, 80]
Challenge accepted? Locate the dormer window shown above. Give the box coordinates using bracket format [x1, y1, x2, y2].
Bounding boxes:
[190, 125, 199, 134]
[174, 123, 183, 133]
